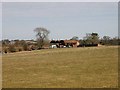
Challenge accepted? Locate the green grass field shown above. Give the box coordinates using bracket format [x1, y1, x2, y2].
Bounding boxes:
[2, 46, 118, 88]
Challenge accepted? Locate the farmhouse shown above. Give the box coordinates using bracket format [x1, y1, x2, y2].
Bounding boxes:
[50, 40, 80, 48]
[64, 40, 80, 47]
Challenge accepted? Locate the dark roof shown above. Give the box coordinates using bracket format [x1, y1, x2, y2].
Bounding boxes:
[50, 40, 79, 44]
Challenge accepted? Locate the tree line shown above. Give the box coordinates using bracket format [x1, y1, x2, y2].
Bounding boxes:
[79, 33, 120, 47]
[1, 27, 120, 53]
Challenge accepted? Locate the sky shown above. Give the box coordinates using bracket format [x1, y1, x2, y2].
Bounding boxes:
[1, 2, 118, 40]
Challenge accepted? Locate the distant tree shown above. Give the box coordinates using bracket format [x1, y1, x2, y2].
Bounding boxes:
[3, 47, 8, 54]
[23, 43, 28, 51]
[18, 47, 22, 52]
[103, 36, 111, 41]
[79, 39, 86, 47]
[17, 40, 28, 51]
[71, 36, 79, 40]
[91, 33, 99, 44]
[101, 36, 111, 45]
[100, 36, 120, 45]
[34, 27, 50, 49]
[8, 44, 16, 53]
[14, 40, 20, 47]
[44, 39, 50, 46]
[83, 33, 92, 44]
[19, 40, 26, 46]
[83, 33, 99, 45]
[2, 39, 10, 46]
[111, 37, 119, 45]
[4, 49, 8, 54]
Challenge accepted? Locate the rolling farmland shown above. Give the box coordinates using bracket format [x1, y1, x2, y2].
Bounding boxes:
[2, 46, 118, 88]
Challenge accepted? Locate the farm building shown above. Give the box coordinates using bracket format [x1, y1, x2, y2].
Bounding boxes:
[50, 40, 80, 48]
[64, 40, 80, 47]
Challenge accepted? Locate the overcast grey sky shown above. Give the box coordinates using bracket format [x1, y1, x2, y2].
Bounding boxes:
[2, 2, 118, 40]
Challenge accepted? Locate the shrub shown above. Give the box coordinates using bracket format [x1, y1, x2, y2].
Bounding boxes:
[4, 48, 8, 54]
[23, 43, 28, 51]
[8, 44, 16, 53]
[18, 47, 22, 52]
[2, 47, 8, 54]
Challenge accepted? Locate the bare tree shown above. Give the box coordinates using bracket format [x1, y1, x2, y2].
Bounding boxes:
[34, 27, 50, 49]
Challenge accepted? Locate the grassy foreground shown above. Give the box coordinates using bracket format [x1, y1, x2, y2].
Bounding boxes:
[2, 46, 118, 88]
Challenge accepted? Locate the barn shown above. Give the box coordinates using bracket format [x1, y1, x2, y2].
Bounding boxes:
[64, 40, 80, 47]
[50, 40, 80, 48]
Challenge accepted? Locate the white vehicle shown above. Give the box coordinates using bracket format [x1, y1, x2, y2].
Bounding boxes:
[50, 45, 57, 48]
